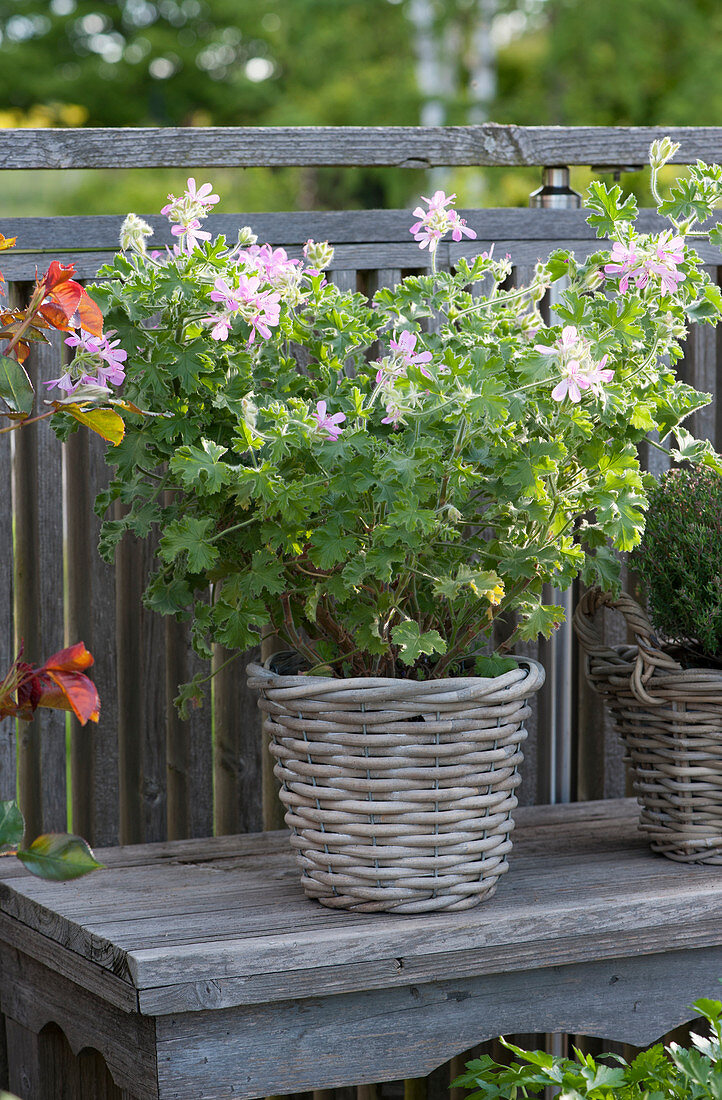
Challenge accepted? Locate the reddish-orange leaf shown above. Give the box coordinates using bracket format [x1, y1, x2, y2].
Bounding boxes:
[47, 279, 82, 323]
[42, 641, 95, 674]
[38, 301, 75, 333]
[37, 643, 99, 725]
[41, 670, 100, 724]
[74, 288, 103, 337]
[41, 260, 77, 292]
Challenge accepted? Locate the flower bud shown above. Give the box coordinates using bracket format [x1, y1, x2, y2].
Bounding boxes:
[119, 213, 153, 254]
[303, 239, 335, 271]
[649, 137, 681, 171]
[237, 226, 258, 247]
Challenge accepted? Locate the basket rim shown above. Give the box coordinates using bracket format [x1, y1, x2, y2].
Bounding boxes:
[247, 654, 546, 698]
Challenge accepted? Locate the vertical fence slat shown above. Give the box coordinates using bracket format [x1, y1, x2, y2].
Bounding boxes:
[65, 429, 120, 845]
[166, 614, 213, 840]
[115, 524, 167, 844]
[685, 267, 720, 444]
[0, 389, 15, 801]
[11, 295, 67, 839]
[213, 643, 264, 836]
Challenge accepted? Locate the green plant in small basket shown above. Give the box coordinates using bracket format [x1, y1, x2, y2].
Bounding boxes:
[634, 465, 722, 666]
[453, 997, 722, 1100]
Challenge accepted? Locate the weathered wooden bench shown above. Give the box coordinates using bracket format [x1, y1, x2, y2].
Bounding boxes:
[2, 798, 721, 1100]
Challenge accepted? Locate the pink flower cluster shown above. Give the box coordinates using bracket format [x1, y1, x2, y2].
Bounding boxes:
[536, 325, 613, 404]
[45, 331, 128, 394]
[604, 231, 685, 295]
[410, 190, 477, 252]
[208, 275, 281, 344]
[162, 178, 220, 255]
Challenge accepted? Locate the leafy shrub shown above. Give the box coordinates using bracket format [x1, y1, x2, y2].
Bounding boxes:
[453, 997, 722, 1099]
[634, 466, 722, 663]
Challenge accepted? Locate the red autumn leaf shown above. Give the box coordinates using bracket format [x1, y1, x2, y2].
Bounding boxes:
[46, 278, 82, 323]
[42, 642, 95, 674]
[11, 643, 100, 725]
[41, 260, 77, 293]
[38, 301, 76, 333]
[73, 288, 104, 337]
[39, 642, 100, 725]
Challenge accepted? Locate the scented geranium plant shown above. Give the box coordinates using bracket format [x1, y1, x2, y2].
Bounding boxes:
[63, 140, 722, 702]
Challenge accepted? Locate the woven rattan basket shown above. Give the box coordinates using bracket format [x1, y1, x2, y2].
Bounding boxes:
[247, 657, 545, 913]
[574, 587, 722, 864]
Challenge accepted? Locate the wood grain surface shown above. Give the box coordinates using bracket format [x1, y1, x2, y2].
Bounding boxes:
[1, 799, 721, 1018]
[0, 125, 720, 169]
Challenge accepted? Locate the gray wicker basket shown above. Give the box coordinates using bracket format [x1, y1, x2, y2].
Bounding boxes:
[247, 658, 545, 913]
[574, 587, 722, 863]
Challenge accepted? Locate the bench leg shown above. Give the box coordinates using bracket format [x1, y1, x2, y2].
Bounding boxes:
[6, 1018, 42, 1100]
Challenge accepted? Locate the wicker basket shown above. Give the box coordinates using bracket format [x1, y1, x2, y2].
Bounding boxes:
[247, 658, 545, 913]
[574, 587, 722, 863]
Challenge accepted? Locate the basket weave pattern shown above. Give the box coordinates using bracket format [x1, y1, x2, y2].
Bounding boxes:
[247, 660, 545, 912]
[574, 588, 722, 864]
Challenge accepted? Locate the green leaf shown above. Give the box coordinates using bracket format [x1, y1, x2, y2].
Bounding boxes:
[474, 655, 518, 678]
[585, 181, 638, 237]
[517, 603, 566, 641]
[159, 516, 219, 572]
[659, 178, 715, 224]
[170, 439, 230, 494]
[17, 833, 104, 881]
[391, 621, 446, 664]
[0, 800, 24, 853]
[0, 353, 34, 415]
[686, 282, 722, 324]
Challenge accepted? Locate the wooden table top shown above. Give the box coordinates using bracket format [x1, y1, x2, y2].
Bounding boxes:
[1, 798, 721, 1019]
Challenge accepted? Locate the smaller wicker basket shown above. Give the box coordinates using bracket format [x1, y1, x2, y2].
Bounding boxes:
[247, 658, 545, 913]
[574, 587, 722, 863]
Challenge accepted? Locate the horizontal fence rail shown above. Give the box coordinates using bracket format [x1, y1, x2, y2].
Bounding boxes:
[1, 121, 721, 1100]
[0, 124, 721, 170]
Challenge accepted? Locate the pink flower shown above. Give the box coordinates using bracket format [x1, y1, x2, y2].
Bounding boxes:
[312, 400, 346, 441]
[43, 370, 76, 393]
[551, 361, 588, 404]
[206, 313, 233, 341]
[409, 190, 476, 253]
[246, 291, 281, 343]
[584, 355, 614, 397]
[185, 177, 220, 209]
[171, 219, 212, 253]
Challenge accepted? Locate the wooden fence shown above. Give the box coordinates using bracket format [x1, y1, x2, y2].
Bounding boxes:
[1, 123, 721, 855]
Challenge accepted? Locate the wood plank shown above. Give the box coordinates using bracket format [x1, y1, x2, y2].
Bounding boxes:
[2, 208, 712, 252]
[65, 422, 121, 845]
[115, 526, 167, 845]
[152, 947, 722, 1098]
[6, 1017, 42, 1100]
[165, 617, 211, 842]
[0, 125, 720, 170]
[1, 947, 158, 1099]
[11, 302, 66, 839]
[0, 911, 137, 1014]
[0, 377, 14, 799]
[682, 267, 720, 445]
[213, 644, 263, 837]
